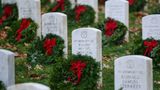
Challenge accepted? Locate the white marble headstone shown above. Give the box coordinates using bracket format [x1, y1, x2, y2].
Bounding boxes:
[72, 28, 102, 85]
[70, 0, 76, 7]
[42, 12, 68, 56]
[0, 49, 15, 87]
[77, 0, 98, 21]
[7, 83, 50, 90]
[115, 55, 153, 90]
[16, 0, 41, 37]
[105, 0, 129, 41]
[1, 0, 16, 4]
[142, 15, 160, 40]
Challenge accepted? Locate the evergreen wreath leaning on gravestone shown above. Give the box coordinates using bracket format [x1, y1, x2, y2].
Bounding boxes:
[128, 0, 146, 12]
[27, 33, 65, 65]
[68, 5, 95, 26]
[49, 54, 100, 90]
[132, 38, 160, 68]
[96, 18, 127, 46]
[0, 4, 18, 30]
[48, 0, 71, 13]
[0, 81, 6, 90]
[7, 18, 37, 44]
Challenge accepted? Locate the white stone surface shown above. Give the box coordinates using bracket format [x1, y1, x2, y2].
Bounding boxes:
[115, 55, 153, 90]
[77, 0, 98, 21]
[72, 28, 102, 85]
[0, 49, 15, 87]
[7, 83, 50, 90]
[105, 0, 129, 41]
[142, 15, 160, 40]
[70, 0, 76, 7]
[1, 0, 16, 4]
[16, 0, 41, 37]
[42, 12, 68, 57]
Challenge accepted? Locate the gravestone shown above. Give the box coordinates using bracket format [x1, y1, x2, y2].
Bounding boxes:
[105, 0, 129, 41]
[0, 49, 15, 87]
[115, 55, 153, 90]
[16, 0, 41, 37]
[70, 0, 76, 7]
[42, 12, 68, 56]
[77, 0, 98, 21]
[7, 83, 50, 90]
[1, 0, 16, 4]
[142, 15, 160, 40]
[72, 28, 102, 85]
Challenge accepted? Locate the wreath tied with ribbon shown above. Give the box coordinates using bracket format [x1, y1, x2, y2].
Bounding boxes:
[48, 0, 71, 13]
[0, 81, 6, 90]
[0, 4, 18, 30]
[128, 0, 146, 12]
[68, 5, 95, 26]
[132, 38, 160, 68]
[96, 18, 127, 46]
[50, 54, 100, 90]
[7, 18, 37, 43]
[27, 33, 65, 65]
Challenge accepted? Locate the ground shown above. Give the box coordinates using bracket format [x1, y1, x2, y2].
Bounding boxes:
[0, 9, 160, 90]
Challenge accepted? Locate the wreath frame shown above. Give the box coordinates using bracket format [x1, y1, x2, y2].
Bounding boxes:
[50, 54, 100, 90]
[27, 33, 65, 65]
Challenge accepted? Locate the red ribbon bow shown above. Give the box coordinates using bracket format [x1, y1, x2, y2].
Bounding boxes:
[16, 19, 30, 41]
[51, 0, 65, 12]
[43, 38, 56, 56]
[143, 40, 158, 56]
[0, 5, 13, 25]
[68, 60, 86, 84]
[128, 0, 135, 6]
[105, 19, 117, 37]
[75, 5, 86, 22]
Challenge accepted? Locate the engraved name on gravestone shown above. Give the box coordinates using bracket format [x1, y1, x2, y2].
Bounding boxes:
[42, 13, 68, 56]
[142, 15, 160, 40]
[17, 0, 41, 36]
[0, 49, 15, 87]
[1, 0, 16, 4]
[72, 28, 102, 85]
[115, 55, 153, 90]
[7, 83, 50, 90]
[105, 0, 129, 27]
[77, 0, 98, 21]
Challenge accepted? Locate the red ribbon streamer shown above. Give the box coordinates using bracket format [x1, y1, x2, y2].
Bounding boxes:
[43, 38, 56, 56]
[143, 40, 158, 56]
[16, 19, 30, 41]
[105, 19, 117, 37]
[0, 5, 13, 25]
[68, 60, 86, 84]
[75, 5, 86, 22]
[51, 0, 65, 12]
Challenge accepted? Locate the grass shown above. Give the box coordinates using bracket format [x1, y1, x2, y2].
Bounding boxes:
[0, 11, 160, 90]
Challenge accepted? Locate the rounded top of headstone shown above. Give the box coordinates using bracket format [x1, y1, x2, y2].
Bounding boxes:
[72, 28, 101, 33]
[115, 55, 152, 62]
[42, 12, 67, 17]
[143, 14, 160, 20]
[7, 83, 50, 90]
[0, 49, 14, 55]
[106, 0, 128, 3]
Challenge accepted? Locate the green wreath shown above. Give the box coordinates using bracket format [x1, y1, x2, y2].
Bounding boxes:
[0, 81, 6, 90]
[96, 18, 127, 46]
[41, 0, 51, 6]
[0, 4, 18, 30]
[50, 54, 100, 90]
[128, 0, 146, 12]
[7, 18, 37, 44]
[68, 5, 95, 26]
[132, 38, 160, 68]
[27, 33, 65, 65]
[48, 0, 71, 13]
